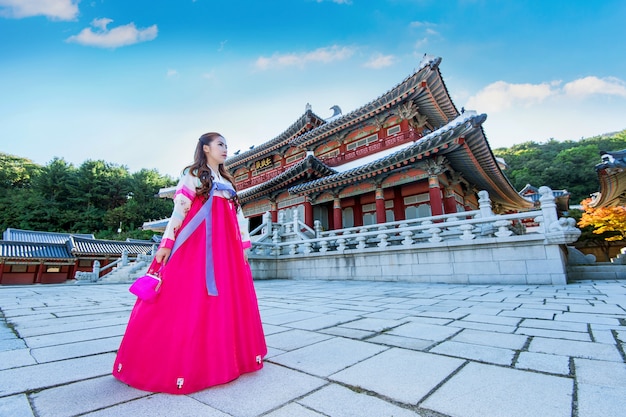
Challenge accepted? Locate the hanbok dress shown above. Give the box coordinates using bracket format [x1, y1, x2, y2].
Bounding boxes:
[113, 168, 267, 394]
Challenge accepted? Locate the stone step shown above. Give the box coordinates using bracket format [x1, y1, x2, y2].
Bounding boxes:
[567, 264, 626, 281]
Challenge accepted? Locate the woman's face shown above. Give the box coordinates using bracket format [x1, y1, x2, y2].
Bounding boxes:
[204, 136, 228, 167]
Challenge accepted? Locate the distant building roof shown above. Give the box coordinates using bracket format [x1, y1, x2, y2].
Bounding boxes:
[0, 241, 74, 261]
[3, 228, 95, 243]
[589, 149, 626, 207]
[1, 228, 156, 260]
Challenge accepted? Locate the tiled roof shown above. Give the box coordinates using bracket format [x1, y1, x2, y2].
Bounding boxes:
[0, 241, 74, 260]
[288, 55, 457, 150]
[238, 154, 337, 203]
[590, 149, 626, 207]
[3, 228, 95, 244]
[225, 108, 326, 168]
[68, 236, 155, 256]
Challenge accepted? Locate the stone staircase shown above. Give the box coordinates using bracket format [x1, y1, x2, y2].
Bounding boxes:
[97, 256, 153, 284]
[567, 246, 626, 282]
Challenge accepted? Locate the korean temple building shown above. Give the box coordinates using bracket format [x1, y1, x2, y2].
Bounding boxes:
[223, 55, 533, 231]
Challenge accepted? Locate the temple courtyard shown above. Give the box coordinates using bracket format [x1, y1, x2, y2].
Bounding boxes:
[1, 278, 625, 417]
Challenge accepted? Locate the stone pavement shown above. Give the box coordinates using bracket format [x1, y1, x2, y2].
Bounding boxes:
[1, 279, 625, 417]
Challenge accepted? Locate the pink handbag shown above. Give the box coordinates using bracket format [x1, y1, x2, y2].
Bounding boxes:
[129, 263, 162, 303]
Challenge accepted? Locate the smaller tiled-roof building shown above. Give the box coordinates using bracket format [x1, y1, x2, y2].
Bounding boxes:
[0, 228, 155, 285]
[589, 149, 626, 207]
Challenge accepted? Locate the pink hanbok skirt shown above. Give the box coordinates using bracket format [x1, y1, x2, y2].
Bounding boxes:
[113, 196, 267, 394]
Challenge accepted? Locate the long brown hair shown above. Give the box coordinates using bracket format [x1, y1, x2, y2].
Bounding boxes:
[185, 132, 237, 198]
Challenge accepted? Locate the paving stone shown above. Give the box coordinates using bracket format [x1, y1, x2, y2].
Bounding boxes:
[450, 328, 528, 350]
[0, 348, 36, 370]
[447, 320, 517, 333]
[83, 394, 230, 417]
[387, 321, 461, 342]
[338, 317, 405, 332]
[23, 325, 127, 349]
[298, 383, 421, 416]
[520, 318, 588, 332]
[515, 351, 570, 375]
[30, 336, 122, 363]
[261, 310, 324, 326]
[0, 353, 116, 397]
[265, 329, 333, 351]
[515, 327, 591, 341]
[190, 362, 325, 417]
[429, 340, 515, 365]
[365, 334, 434, 351]
[557, 312, 621, 325]
[319, 326, 375, 339]
[576, 384, 626, 417]
[529, 337, 623, 362]
[280, 314, 355, 331]
[264, 402, 326, 417]
[574, 358, 626, 387]
[421, 362, 573, 417]
[0, 394, 34, 417]
[460, 314, 521, 326]
[270, 337, 387, 377]
[330, 347, 464, 404]
[30, 375, 148, 417]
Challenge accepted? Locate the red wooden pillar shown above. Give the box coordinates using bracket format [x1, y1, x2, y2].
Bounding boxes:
[443, 188, 458, 214]
[304, 197, 313, 229]
[333, 197, 342, 230]
[270, 201, 278, 223]
[428, 174, 444, 216]
[35, 262, 44, 284]
[375, 187, 386, 224]
[0, 262, 4, 284]
[354, 197, 363, 227]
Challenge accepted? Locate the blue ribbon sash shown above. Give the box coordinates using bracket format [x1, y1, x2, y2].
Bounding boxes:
[170, 182, 236, 296]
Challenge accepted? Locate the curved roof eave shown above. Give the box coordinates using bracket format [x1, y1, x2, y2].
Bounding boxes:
[288, 55, 459, 150]
[239, 155, 337, 203]
[225, 109, 326, 168]
[589, 149, 626, 207]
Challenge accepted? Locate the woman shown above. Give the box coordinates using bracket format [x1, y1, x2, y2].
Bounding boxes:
[113, 132, 267, 394]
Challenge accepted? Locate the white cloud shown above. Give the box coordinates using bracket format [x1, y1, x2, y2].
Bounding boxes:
[254, 45, 355, 70]
[563, 76, 626, 98]
[0, 0, 79, 20]
[364, 53, 395, 69]
[66, 18, 158, 48]
[466, 76, 626, 114]
[166, 69, 178, 78]
[466, 80, 557, 113]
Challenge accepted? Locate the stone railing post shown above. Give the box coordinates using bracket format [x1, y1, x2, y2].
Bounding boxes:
[121, 249, 129, 266]
[478, 190, 494, 218]
[92, 260, 101, 282]
[539, 186, 581, 244]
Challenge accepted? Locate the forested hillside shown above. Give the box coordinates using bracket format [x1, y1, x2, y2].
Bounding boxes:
[0, 155, 176, 240]
[1, 129, 625, 239]
[492, 129, 626, 204]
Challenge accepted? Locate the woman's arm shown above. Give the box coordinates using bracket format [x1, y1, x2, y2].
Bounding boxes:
[156, 171, 197, 264]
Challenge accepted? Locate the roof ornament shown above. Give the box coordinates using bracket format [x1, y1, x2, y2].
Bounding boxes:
[305, 103, 312, 112]
[326, 105, 342, 121]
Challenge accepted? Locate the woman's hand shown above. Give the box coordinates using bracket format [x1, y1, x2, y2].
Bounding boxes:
[155, 247, 172, 265]
[243, 248, 250, 264]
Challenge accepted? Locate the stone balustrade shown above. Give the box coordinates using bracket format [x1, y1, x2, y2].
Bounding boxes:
[248, 187, 582, 285]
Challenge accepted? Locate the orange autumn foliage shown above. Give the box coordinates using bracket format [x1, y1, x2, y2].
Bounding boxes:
[578, 198, 626, 241]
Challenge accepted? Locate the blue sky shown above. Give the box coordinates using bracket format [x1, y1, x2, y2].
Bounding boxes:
[1, 0, 625, 178]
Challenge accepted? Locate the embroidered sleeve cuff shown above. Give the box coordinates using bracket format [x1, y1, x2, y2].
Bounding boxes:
[159, 238, 175, 250]
[242, 240, 251, 249]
